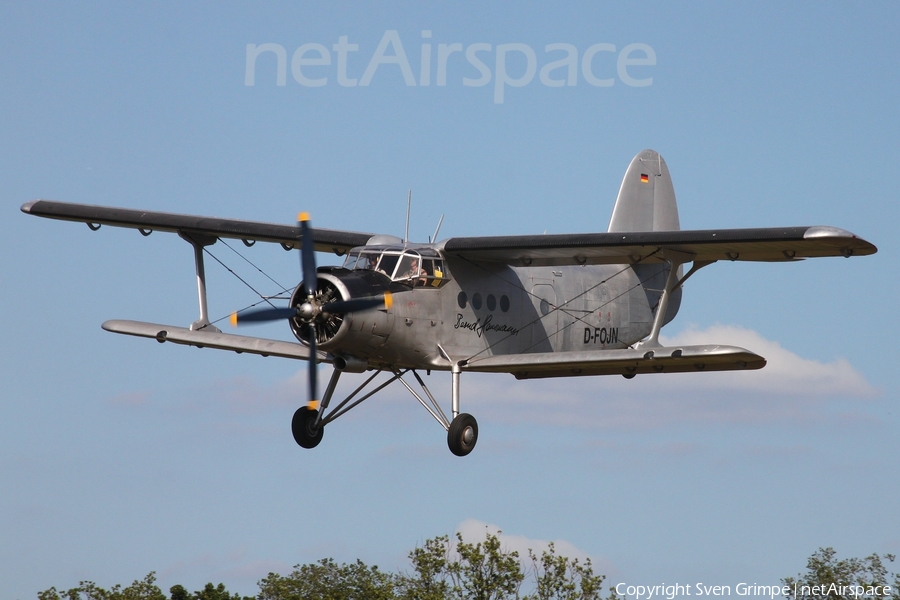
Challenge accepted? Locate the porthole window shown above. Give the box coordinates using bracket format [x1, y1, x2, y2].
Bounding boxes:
[457, 292, 468, 309]
[500, 295, 510, 312]
[472, 293, 483, 310]
[540, 298, 550, 315]
[486, 294, 496, 311]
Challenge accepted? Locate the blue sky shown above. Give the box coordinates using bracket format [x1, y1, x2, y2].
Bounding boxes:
[1, 2, 898, 598]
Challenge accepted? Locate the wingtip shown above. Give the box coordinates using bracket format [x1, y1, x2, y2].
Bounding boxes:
[20, 200, 39, 214]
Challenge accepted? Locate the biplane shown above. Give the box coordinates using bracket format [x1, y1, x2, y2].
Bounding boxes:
[21, 150, 876, 456]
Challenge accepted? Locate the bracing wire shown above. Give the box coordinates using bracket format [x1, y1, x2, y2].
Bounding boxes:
[218, 238, 287, 291]
[199, 245, 296, 328]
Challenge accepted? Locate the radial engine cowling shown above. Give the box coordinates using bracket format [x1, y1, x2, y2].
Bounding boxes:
[288, 269, 394, 353]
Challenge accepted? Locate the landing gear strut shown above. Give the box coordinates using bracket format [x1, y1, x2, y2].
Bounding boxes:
[292, 407, 323, 448]
[289, 365, 480, 456]
[447, 413, 478, 456]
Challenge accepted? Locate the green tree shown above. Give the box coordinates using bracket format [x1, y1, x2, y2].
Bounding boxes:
[38, 572, 167, 600]
[257, 557, 398, 600]
[37, 531, 622, 600]
[783, 547, 900, 600]
[399, 535, 452, 600]
[524, 542, 605, 600]
[38, 574, 250, 600]
[446, 531, 524, 600]
[187, 582, 253, 600]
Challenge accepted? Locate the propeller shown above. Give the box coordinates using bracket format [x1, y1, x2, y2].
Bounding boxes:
[229, 213, 391, 410]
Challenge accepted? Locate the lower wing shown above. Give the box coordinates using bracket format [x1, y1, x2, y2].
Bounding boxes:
[461, 345, 765, 379]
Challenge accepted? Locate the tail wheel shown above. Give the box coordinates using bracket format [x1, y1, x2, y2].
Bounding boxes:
[447, 413, 478, 456]
[292, 407, 323, 449]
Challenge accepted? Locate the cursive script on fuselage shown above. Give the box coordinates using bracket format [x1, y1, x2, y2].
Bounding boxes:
[454, 313, 520, 337]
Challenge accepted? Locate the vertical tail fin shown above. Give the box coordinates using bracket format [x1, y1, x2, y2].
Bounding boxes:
[610, 150, 683, 329]
[608, 149, 680, 233]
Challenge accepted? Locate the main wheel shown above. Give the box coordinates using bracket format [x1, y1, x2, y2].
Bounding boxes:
[447, 413, 478, 456]
[292, 407, 323, 449]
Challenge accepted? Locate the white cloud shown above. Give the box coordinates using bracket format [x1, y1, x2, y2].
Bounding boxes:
[658, 324, 876, 397]
[460, 324, 878, 430]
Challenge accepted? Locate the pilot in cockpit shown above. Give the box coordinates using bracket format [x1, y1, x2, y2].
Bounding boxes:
[402, 257, 428, 286]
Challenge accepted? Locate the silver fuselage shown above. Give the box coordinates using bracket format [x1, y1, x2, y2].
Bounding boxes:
[307, 250, 680, 371]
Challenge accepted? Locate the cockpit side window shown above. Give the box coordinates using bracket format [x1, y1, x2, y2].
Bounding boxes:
[344, 247, 450, 287]
[393, 252, 448, 287]
[360, 253, 381, 271]
[378, 253, 400, 278]
[395, 252, 424, 285]
[424, 258, 446, 287]
[342, 252, 360, 269]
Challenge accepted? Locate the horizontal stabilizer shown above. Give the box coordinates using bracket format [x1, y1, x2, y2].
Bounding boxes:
[461, 344, 765, 379]
[102, 319, 327, 362]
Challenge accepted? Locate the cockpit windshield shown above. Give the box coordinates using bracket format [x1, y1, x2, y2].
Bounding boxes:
[342, 247, 448, 287]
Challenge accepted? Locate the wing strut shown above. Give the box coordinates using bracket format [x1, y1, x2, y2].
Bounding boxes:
[179, 232, 221, 332]
[637, 251, 712, 349]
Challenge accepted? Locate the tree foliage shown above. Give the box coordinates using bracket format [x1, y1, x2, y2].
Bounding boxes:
[257, 557, 398, 600]
[37, 572, 168, 600]
[448, 531, 525, 599]
[38, 541, 900, 600]
[255, 531, 614, 600]
[38, 573, 252, 600]
[32, 531, 610, 600]
[783, 547, 900, 600]
[527, 542, 606, 600]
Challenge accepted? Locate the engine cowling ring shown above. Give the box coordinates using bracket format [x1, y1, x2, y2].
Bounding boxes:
[289, 273, 351, 349]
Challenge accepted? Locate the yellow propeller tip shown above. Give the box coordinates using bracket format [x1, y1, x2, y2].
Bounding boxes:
[307, 400, 320, 410]
[298, 212, 310, 222]
[384, 291, 393, 309]
[229, 312, 239, 326]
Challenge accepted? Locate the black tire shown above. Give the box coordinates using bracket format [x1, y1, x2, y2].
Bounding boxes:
[447, 413, 478, 457]
[292, 407, 323, 449]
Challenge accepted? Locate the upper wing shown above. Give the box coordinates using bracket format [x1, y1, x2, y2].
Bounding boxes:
[441, 226, 877, 266]
[21, 200, 374, 255]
